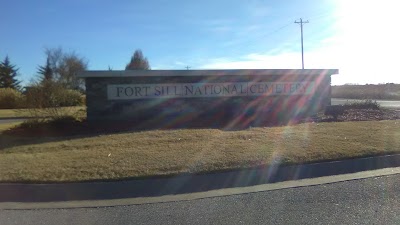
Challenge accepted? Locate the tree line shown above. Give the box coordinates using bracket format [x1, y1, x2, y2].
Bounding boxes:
[0, 48, 151, 92]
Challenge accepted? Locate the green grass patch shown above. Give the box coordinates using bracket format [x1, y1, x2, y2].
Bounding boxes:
[0, 120, 399, 183]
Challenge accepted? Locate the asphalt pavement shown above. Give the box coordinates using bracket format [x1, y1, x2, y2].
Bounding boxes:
[0, 173, 399, 225]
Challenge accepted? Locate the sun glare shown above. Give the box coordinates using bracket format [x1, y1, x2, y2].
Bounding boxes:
[330, 0, 400, 84]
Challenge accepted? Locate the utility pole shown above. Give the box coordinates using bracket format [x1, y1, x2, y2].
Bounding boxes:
[185, 66, 191, 70]
[295, 18, 309, 69]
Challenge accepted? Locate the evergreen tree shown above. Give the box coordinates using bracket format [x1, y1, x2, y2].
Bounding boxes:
[125, 49, 151, 70]
[0, 56, 21, 90]
[37, 57, 53, 82]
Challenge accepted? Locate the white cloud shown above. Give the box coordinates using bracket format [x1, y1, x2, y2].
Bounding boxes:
[199, 52, 300, 69]
[174, 61, 185, 66]
[197, 33, 400, 85]
[156, 0, 400, 85]
[194, 18, 236, 36]
[244, 0, 271, 18]
[207, 25, 233, 34]
[247, 6, 270, 18]
[197, 0, 400, 86]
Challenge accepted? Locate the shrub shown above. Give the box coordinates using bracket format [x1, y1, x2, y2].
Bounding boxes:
[24, 81, 84, 119]
[19, 116, 80, 129]
[81, 95, 86, 105]
[17, 119, 43, 129]
[325, 105, 346, 120]
[0, 88, 25, 109]
[325, 99, 380, 121]
[25, 81, 84, 108]
[344, 99, 380, 110]
[61, 89, 84, 107]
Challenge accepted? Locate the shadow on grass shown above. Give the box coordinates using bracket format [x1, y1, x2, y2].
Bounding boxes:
[0, 116, 310, 150]
[3, 107, 398, 149]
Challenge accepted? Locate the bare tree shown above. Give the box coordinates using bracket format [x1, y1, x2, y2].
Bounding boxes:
[43, 47, 88, 91]
[58, 52, 88, 90]
[44, 47, 63, 80]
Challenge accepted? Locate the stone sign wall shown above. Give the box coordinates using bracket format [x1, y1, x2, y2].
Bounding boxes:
[79, 69, 338, 128]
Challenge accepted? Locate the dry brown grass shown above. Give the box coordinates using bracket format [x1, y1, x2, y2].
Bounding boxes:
[0, 106, 86, 119]
[0, 122, 21, 132]
[0, 120, 399, 183]
[0, 109, 29, 118]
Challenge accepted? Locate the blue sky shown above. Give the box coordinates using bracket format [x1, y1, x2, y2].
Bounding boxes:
[1, 0, 399, 85]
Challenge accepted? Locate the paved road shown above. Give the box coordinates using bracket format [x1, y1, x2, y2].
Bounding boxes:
[332, 98, 400, 109]
[0, 173, 398, 225]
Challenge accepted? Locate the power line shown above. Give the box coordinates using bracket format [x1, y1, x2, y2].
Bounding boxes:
[308, 10, 332, 20]
[295, 18, 309, 69]
[223, 21, 294, 49]
[264, 22, 293, 37]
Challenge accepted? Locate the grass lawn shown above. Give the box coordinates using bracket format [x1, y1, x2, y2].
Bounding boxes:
[0, 106, 86, 119]
[0, 120, 399, 183]
[0, 109, 30, 118]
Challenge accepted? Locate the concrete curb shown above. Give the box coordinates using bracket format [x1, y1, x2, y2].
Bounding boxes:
[0, 154, 399, 209]
[2, 167, 399, 210]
